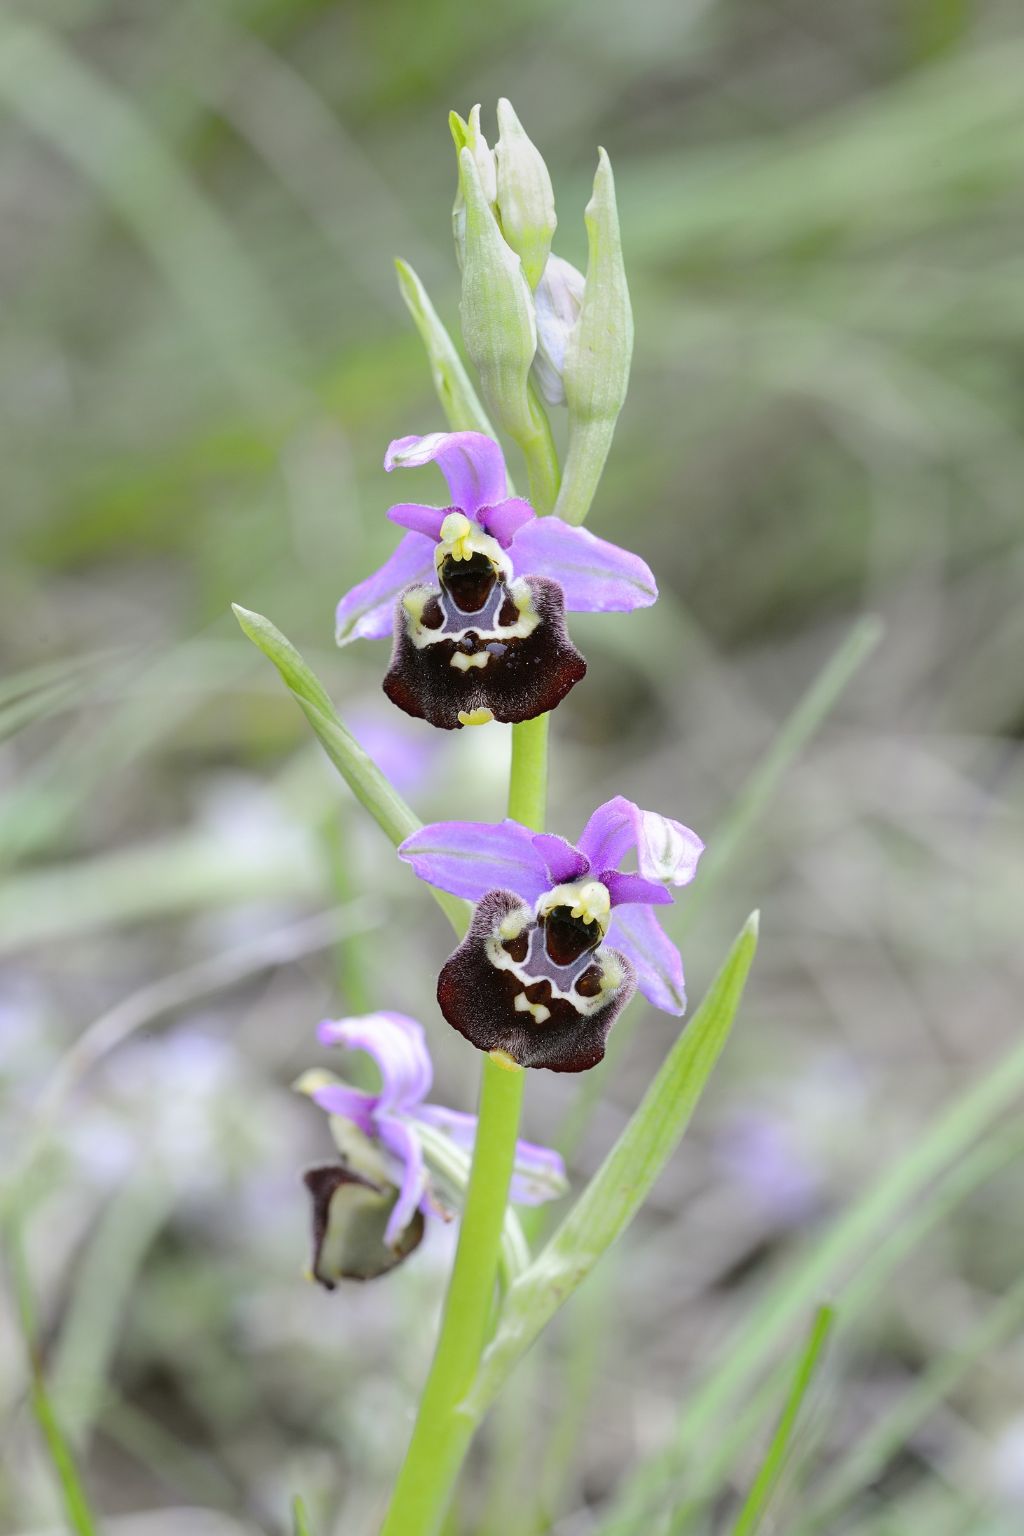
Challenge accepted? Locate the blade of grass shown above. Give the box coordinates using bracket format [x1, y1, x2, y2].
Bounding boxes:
[679, 614, 883, 932]
[642, 1124, 1024, 1536]
[292, 1495, 313, 1536]
[466, 913, 758, 1417]
[798, 1273, 1024, 1533]
[232, 605, 469, 934]
[728, 1305, 835, 1536]
[602, 1039, 1024, 1533]
[5, 1221, 101, 1536]
[0, 16, 303, 418]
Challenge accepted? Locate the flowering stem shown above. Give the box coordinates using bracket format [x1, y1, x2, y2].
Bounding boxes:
[378, 716, 547, 1536]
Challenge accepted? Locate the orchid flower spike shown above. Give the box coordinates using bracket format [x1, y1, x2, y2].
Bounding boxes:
[335, 431, 657, 730]
[399, 798, 704, 1072]
[297, 1011, 567, 1285]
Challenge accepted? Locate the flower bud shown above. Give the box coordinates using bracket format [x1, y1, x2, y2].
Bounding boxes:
[494, 98, 556, 291]
[553, 149, 634, 527]
[457, 146, 538, 447]
[450, 105, 496, 271]
[531, 254, 585, 407]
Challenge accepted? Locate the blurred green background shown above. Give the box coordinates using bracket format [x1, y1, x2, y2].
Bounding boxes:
[3, 1, 1024, 1533]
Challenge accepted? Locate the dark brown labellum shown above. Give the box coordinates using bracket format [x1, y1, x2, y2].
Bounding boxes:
[304, 1163, 424, 1286]
[437, 890, 636, 1072]
[383, 574, 586, 730]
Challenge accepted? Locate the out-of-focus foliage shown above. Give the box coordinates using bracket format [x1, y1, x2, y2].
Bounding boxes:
[2, 1, 1023, 1533]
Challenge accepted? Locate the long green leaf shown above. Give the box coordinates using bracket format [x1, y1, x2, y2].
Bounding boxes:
[394, 259, 502, 445]
[6, 1222, 101, 1536]
[466, 913, 758, 1415]
[232, 605, 468, 934]
[729, 1305, 835, 1536]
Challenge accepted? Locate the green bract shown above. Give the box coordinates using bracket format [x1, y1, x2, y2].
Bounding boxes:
[449, 104, 496, 272]
[458, 146, 539, 449]
[555, 149, 634, 526]
[494, 97, 556, 291]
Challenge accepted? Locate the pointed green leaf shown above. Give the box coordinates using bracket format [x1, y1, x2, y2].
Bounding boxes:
[466, 914, 758, 1414]
[232, 605, 468, 935]
[394, 259, 500, 445]
[554, 149, 633, 527]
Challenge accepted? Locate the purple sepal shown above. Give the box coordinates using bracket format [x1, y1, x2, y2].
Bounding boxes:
[384, 431, 508, 518]
[398, 819, 551, 904]
[335, 530, 435, 645]
[316, 1012, 432, 1111]
[606, 903, 687, 1016]
[507, 518, 657, 613]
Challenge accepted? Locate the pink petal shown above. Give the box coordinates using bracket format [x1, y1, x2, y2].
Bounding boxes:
[386, 502, 449, 540]
[602, 870, 674, 907]
[478, 498, 535, 548]
[376, 1117, 427, 1249]
[532, 832, 589, 885]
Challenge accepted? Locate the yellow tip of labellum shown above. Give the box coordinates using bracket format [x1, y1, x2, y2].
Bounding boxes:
[488, 1049, 522, 1073]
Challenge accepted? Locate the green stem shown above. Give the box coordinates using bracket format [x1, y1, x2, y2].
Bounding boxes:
[378, 716, 548, 1536]
[508, 712, 549, 827]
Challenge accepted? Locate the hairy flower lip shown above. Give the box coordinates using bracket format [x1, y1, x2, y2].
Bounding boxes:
[438, 890, 636, 1072]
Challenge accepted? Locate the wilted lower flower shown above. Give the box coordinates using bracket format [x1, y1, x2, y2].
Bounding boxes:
[399, 798, 703, 1072]
[297, 1011, 567, 1285]
[335, 430, 657, 729]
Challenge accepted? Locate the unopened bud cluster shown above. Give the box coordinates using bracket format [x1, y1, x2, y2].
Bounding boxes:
[449, 100, 633, 525]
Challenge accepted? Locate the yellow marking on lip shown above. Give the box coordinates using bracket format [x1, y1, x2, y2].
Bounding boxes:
[514, 991, 551, 1024]
[458, 707, 494, 727]
[450, 650, 490, 671]
[488, 1048, 523, 1072]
